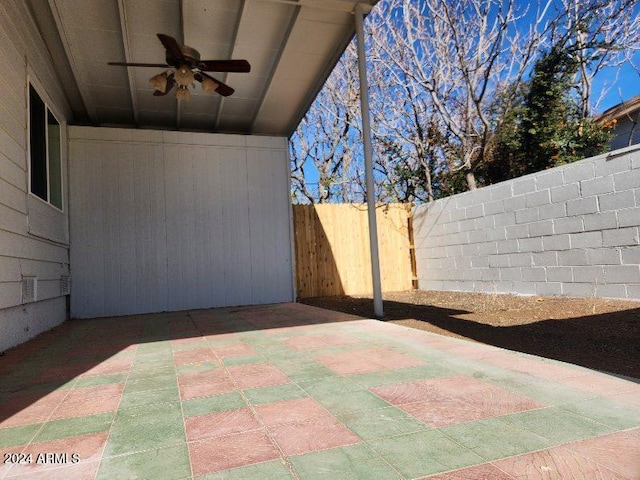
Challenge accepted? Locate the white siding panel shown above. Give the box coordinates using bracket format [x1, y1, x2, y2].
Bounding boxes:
[0, 1, 69, 349]
[0, 177, 27, 214]
[0, 282, 21, 310]
[0, 152, 26, 191]
[151, 145, 168, 312]
[69, 128, 293, 318]
[204, 147, 226, 307]
[0, 203, 26, 235]
[222, 148, 253, 307]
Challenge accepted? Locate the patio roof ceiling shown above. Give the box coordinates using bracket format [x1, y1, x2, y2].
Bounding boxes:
[27, 0, 378, 136]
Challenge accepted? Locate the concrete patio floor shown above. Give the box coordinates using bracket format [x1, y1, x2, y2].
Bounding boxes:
[0, 303, 638, 479]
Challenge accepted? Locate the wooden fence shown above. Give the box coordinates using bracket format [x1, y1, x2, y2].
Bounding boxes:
[293, 204, 415, 298]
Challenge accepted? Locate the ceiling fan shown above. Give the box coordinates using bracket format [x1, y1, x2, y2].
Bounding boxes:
[108, 34, 250, 100]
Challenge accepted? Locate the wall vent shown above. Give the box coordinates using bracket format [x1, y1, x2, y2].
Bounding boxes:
[22, 276, 37, 303]
[60, 275, 71, 295]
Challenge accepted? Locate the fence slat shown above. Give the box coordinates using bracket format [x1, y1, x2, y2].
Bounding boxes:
[293, 204, 413, 298]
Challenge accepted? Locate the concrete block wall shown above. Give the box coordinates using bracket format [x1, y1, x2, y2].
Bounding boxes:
[413, 145, 640, 300]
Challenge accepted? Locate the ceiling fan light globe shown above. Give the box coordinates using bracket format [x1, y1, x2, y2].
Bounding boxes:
[175, 85, 191, 101]
[175, 65, 195, 86]
[201, 77, 219, 94]
[149, 72, 168, 92]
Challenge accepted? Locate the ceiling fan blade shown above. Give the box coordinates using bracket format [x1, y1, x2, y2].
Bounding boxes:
[153, 73, 175, 96]
[197, 59, 251, 73]
[157, 34, 183, 60]
[108, 62, 169, 68]
[195, 72, 235, 97]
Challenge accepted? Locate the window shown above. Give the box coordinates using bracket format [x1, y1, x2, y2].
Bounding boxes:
[29, 83, 62, 210]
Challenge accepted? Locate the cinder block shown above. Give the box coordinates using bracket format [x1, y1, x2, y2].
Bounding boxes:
[632, 151, 640, 169]
[484, 201, 505, 215]
[582, 212, 618, 231]
[449, 208, 467, 222]
[518, 237, 544, 252]
[567, 197, 599, 216]
[599, 190, 635, 212]
[465, 204, 485, 219]
[478, 242, 498, 255]
[515, 208, 539, 224]
[573, 266, 605, 283]
[563, 161, 595, 183]
[570, 231, 603, 249]
[503, 195, 526, 212]
[553, 216, 584, 234]
[543, 234, 571, 251]
[505, 224, 529, 240]
[532, 251, 558, 266]
[551, 184, 580, 203]
[455, 256, 472, 269]
[604, 265, 640, 283]
[562, 283, 595, 297]
[617, 207, 640, 228]
[511, 281, 537, 295]
[594, 284, 627, 299]
[458, 219, 476, 232]
[456, 192, 476, 209]
[535, 282, 563, 296]
[446, 244, 463, 257]
[471, 256, 489, 269]
[621, 246, 640, 265]
[528, 220, 554, 237]
[627, 285, 640, 299]
[613, 169, 640, 191]
[602, 227, 639, 247]
[501, 267, 522, 281]
[497, 239, 519, 254]
[486, 228, 507, 241]
[480, 268, 500, 281]
[490, 183, 513, 201]
[522, 267, 546, 281]
[580, 176, 614, 196]
[464, 269, 483, 280]
[461, 243, 480, 256]
[547, 266, 573, 282]
[475, 215, 495, 229]
[587, 248, 621, 265]
[558, 249, 589, 266]
[538, 203, 567, 220]
[494, 211, 516, 227]
[525, 189, 551, 208]
[488, 254, 510, 267]
[595, 155, 631, 177]
[513, 177, 536, 195]
[509, 252, 533, 267]
[536, 171, 564, 190]
[444, 222, 460, 235]
[468, 230, 488, 243]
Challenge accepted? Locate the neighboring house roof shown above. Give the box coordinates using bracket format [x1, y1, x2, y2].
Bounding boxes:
[595, 94, 640, 150]
[595, 94, 640, 123]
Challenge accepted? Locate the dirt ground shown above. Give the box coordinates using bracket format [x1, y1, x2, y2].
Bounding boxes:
[300, 290, 640, 380]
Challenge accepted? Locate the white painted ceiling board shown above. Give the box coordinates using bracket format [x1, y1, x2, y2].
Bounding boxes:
[34, 0, 378, 134]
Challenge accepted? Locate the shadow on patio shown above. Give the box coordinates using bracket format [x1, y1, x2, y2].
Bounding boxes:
[301, 297, 640, 379]
[1, 302, 639, 479]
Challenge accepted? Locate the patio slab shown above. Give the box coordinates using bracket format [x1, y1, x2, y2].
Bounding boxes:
[0, 302, 638, 479]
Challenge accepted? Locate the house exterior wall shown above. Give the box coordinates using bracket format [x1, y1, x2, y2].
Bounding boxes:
[610, 113, 640, 151]
[68, 127, 294, 319]
[413, 145, 640, 300]
[0, 1, 72, 352]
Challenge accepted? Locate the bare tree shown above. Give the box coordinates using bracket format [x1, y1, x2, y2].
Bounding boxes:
[370, 0, 556, 191]
[552, 0, 640, 118]
[289, 45, 363, 203]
